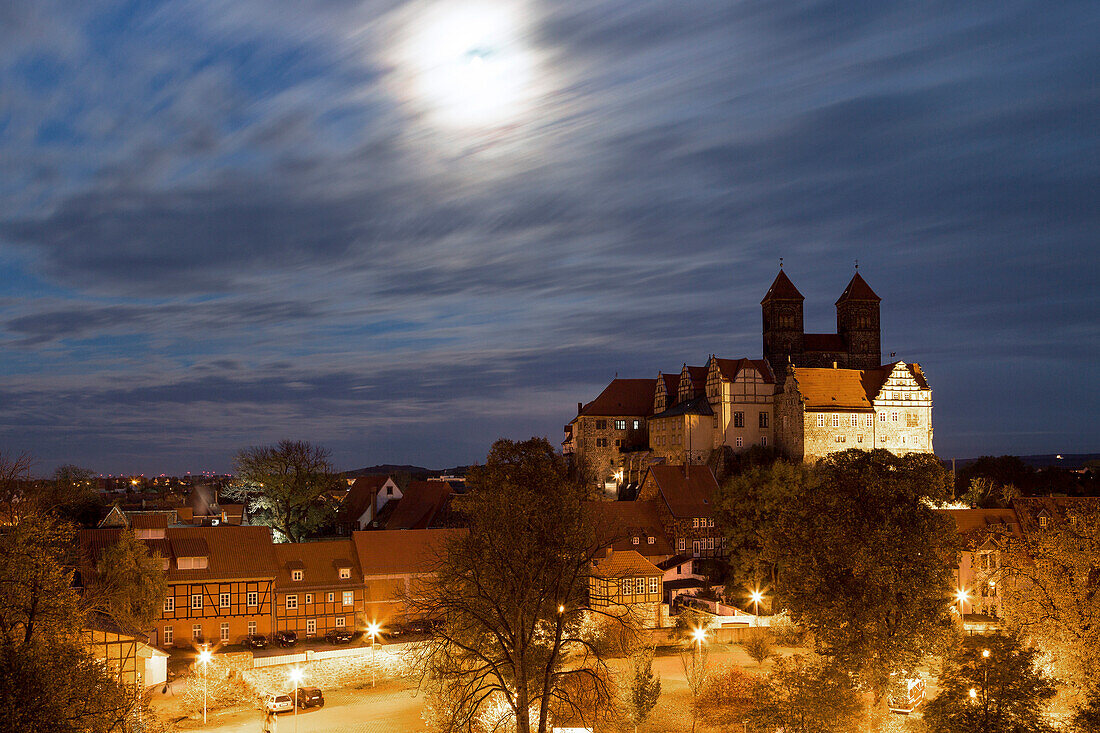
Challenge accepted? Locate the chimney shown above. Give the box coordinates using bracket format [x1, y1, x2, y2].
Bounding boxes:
[577, 402, 583, 415]
[832, 361, 838, 369]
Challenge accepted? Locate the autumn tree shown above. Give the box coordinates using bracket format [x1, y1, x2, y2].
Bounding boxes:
[224, 440, 340, 542]
[1000, 499, 1100, 690]
[747, 655, 863, 733]
[680, 642, 710, 733]
[406, 437, 629, 733]
[624, 646, 661, 733]
[698, 663, 757, 729]
[0, 449, 34, 523]
[922, 632, 1055, 733]
[87, 528, 168, 631]
[772, 450, 957, 713]
[0, 515, 142, 732]
[743, 627, 774, 669]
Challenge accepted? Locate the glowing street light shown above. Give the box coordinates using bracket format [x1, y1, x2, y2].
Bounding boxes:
[366, 622, 381, 688]
[969, 687, 977, 699]
[288, 667, 303, 733]
[691, 626, 707, 659]
[955, 588, 969, 617]
[750, 589, 765, 623]
[198, 645, 212, 725]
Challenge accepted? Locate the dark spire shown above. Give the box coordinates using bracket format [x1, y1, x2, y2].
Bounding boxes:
[761, 269, 804, 304]
[835, 272, 881, 304]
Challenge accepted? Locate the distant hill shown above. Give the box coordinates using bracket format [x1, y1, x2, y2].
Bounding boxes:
[342, 464, 432, 478]
[946, 454, 1100, 470]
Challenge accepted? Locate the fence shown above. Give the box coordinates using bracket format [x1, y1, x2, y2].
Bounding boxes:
[251, 642, 411, 669]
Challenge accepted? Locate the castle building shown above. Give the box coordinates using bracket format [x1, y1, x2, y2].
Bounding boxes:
[567, 269, 934, 486]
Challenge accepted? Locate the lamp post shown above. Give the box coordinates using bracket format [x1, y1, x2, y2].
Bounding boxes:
[691, 626, 706, 660]
[981, 648, 990, 729]
[198, 645, 211, 725]
[366, 622, 381, 688]
[289, 667, 303, 733]
[955, 588, 969, 617]
[750, 589, 764, 625]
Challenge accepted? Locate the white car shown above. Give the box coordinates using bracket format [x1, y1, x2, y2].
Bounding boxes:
[265, 693, 294, 713]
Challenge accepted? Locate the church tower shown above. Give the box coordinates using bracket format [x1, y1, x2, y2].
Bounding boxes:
[836, 272, 881, 369]
[761, 269, 804, 378]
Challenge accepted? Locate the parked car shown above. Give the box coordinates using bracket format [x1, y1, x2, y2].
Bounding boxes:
[265, 693, 294, 713]
[274, 630, 298, 648]
[325, 628, 353, 644]
[405, 619, 434, 635]
[295, 686, 324, 709]
[245, 634, 268, 649]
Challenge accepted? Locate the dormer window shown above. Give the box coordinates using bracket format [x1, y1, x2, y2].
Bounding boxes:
[339, 568, 351, 579]
[1039, 516, 1049, 529]
[292, 569, 303, 582]
[177, 556, 208, 570]
[648, 537, 655, 545]
[632, 536, 640, 545]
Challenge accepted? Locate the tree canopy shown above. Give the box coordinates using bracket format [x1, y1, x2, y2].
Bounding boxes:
[923, 632, 1055, 733]
[770, 450, 957, 706]
[224, 439, 340, 542]
[407, 437, 629, 733]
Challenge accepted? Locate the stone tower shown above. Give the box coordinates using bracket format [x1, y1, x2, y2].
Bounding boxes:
[761, 269, 804, 378]
[835, 272, 881, 369]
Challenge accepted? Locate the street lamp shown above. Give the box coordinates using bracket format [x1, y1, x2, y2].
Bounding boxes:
[955, 588, 969, 617]
[198, 645, 212, 725]
[750, 589, 765, 623]
[366, 622, 381, 688]
[288, 667, 303, 733]
[691, 626, 707, 659]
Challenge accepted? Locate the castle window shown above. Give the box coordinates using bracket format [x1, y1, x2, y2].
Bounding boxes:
[891, 411, 899, 422]
[735, 437, 743, 447]
[832, 415, 840, 428]
[633, 420, 641, 430]
[866, 415, 874, 427]
[817, 415, 825, 428]
[880, 412, 887, 422]
[734, 412, 744, 428]
[614, 419, 627, 430]
[595, 420, 607, 430]
[857, 435, 863, 443]
[850, 415, 858, 427]
[761, 436, 767, 446]
[759, 412, 768, 429]
[907, 413, 919, 427]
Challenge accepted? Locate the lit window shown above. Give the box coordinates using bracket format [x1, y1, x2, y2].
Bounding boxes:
[286, 595, 298, 610]
[191, 594, 202, 610]
[648, 536, 655, 544]
[339, 568, 351, 579]
[832, 415, 840, 428]
[649, 577, 659, 595]
[734, 412, 745, 428]
[164, 626, 173, 645]
[1039, 516, 1049, 529]
[292, 569, 303, 582]
[247, 591, 258, 607]
[633, 420, 641, 430]
[164, 596, 174, 613]
[632, 536, 640, 545]
[335, 617, 345, 628]
[327, 592, 334, 603]
[307, 619, 316, 635]
[614, 419, 627, 430]
[248, 621, 256, 635]
[620, 579, 631, 596]
[343, 591, 353, 606]
[220, 593, 230, 608]
[305, 594, 313, 605]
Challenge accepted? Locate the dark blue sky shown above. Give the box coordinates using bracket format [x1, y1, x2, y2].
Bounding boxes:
[1, 0, 1097, 475]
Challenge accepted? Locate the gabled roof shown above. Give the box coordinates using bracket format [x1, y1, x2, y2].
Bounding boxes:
[129, 513, 170, 530]
[78, 525, 277, 582]
[1011, 496, 1100, 535]
[788, 367, 877, 410]
[580, 378, 657, 417]
[803, 333, 847, 353]
[351, 528, 464, 576]
[711, 357, 775, 384]
[583, 500, 673, 557]
[273, 540, 362, 588]
[657, 372, 680, 396]
[590, 549, 662, 578]
[835, 273, 881, 304]
[340, 476, 393, 524]
[644, 465, 719, 518]
[761, 269, 804, 303]
[936, 508, 1023, 548]
[386, 481, 453, 530]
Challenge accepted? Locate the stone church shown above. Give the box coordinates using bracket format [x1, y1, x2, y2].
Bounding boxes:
[564, 269, 934, 489]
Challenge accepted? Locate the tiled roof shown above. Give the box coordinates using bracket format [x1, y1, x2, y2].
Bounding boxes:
[937, 508, 1023, 546]
[273, 540, 362, 588]
[386, 481, 453, 530]
[645, 465, 719, 518]
[712, 357, 775, 384]
[78, 525, 277, 582]
[351, 529, 464, 576]
[340, 476, 392, 524]
[583, 500, 673, 557]
[789, 367, 877, 409]
[835, 272, 881, 303]
[129, 513, 169, 530]
[591, 549, 662, 578]
[803, 333, 847, 353]
[1011, 497, 1100, 535]
[580, 379, 657, 417]
[761, 269, 804, 303]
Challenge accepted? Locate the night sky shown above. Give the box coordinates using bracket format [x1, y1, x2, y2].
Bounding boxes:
[1, 0, 1097, 475]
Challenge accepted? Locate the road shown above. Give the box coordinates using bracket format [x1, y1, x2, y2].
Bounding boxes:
[170, 682, 427, 733]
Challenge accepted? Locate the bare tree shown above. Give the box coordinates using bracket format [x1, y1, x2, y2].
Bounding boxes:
[0, 449, 34, 523]
[224, 440, 339, 542]
[407, 437, 636, 733]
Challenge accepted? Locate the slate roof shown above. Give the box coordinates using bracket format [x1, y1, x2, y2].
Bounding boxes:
[78, 525, 277, 583]
[590, 549, 662, 578]
[386, 481, 453, 530]
[651, 395, 714, 419]
[583, 499, 673, 557]
[761, 269, 804, 303]
[273, 540, 361, 589]
[835, 272, 881, 303]
[351, 529, 463, 576]
[644, 465, 719, 518]
[580, 379, 657, 417]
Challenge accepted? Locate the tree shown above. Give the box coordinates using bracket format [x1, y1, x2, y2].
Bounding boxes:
[679, 644, 709, 733]
[48, 464, 104, 526]
[624, 646, 661, 733]
[406, 438, 627, 733]
[224, 440, 340, 542]
[0, 515, 142, 732]
[0, 449, 34, 523]
[1000, 500, 1100, 690]
[772, 450, 957, 712]
[714, 460, 812, 591]
[1069, 686, 1100, 733]
[922, 632, 1055, 733]
[698, 663, 757, 728]
[748, 654, 863, 733]
[88, 528, 168, 631]
[743, 628, 774, 668]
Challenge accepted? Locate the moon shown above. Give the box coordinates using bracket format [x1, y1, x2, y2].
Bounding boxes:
[394, 1, 538, 130]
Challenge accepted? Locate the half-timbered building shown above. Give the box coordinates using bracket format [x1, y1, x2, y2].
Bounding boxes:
[273, 540, 364, 639]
